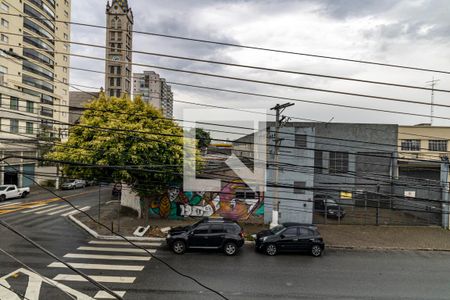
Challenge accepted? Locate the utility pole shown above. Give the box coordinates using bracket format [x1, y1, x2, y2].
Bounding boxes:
[441, 156, 449, 229]
[426, 77, 440, 125]
[269, 102, 294, 228]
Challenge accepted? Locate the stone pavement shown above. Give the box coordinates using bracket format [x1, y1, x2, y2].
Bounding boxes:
[76, 201, 450, 251]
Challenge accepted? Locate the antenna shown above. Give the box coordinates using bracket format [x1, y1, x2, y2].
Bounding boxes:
[426, 77, 440, 125]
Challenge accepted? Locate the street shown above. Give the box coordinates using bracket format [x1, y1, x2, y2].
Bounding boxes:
[0, 188, 449, 299]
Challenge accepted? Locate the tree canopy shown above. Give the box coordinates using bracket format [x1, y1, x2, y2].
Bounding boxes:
[195, 128, 212, 149]
[47, 94, 186, 197]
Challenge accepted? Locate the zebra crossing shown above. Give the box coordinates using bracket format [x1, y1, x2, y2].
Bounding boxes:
[48, 238, 163, 299]
[20, 203, 91, 217]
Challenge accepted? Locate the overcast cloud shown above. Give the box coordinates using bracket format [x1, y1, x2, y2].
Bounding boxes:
[70, 0, 450, 139]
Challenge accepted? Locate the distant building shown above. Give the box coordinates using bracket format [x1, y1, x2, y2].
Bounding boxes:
[68, 91, 100, 124]
[133, 71, 174, 118]
[105, 0, 133, 98]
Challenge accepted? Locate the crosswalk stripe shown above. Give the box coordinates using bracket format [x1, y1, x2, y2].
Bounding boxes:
[47, 206, 78, 216]
[48, 262, 144, 271]
[35, 205, 68, 215]
[64, 253, 151, 261]
[77, 246, 156, 254]
[21, 204, 57, 214]
[0, 200, 22, 208]
[62, 206, 90, 217]
[94, 291, 126, 299]
[53, 274, 135, 284]
[88, 240, 162, 247]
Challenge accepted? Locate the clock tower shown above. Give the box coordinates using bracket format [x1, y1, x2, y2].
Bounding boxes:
[105, 0, 134, 98]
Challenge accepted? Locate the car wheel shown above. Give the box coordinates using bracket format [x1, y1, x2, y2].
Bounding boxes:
[265, 243, 277, 256]
[311, 244, 323, 257]
[223, 242, 238, 256]
[21, 192, 28, 198]
[172, 240, 186, 255]
[0, 195, 5, 202]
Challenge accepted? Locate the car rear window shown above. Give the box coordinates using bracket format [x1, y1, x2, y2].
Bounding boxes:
[210, 224, 224, 233]
[224, 224, 240, 234]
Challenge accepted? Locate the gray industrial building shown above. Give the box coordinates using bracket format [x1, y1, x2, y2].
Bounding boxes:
[234, 122, 399, 225]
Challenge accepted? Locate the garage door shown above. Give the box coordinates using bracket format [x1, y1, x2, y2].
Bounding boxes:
[22, 164, 36, 187]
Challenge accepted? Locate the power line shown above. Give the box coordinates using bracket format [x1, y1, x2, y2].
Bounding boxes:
[2, 32, 450, 94]
[0, 247, 77, 300]
[1, 159, 230, 300]
[2, 11, 450, 75]
[0, 218, 123, 299]
[4, 42, 450, 110]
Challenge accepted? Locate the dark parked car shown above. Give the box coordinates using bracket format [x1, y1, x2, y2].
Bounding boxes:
[314, 195, 346, 219]
[255, 223, 325, 257]
[166, 218, 245, 256]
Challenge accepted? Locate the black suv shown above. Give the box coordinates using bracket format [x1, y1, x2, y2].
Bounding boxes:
[314, 195, 346, 219]
[166, 218, 245, 256]
[255, 223, 324, 257]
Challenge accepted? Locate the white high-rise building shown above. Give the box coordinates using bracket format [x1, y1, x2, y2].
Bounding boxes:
[0, 0, 71, 186]
[133, 71, 173, 118]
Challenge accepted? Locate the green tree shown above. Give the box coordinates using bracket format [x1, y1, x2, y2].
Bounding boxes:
[195, 128, 211, 150]
[47, 93, 188, 219]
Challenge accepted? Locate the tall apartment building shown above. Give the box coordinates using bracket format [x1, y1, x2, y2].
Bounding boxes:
[0, 0, 71, 186]
[133, 71, 174, 118]
[105, 0, 133, 98]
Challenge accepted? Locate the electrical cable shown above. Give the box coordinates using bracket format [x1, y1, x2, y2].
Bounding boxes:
[2, 31, 450, 94]
[4, 42, 450, 110]
[0, 247, 77, 300]
[2, 11, 450, 75]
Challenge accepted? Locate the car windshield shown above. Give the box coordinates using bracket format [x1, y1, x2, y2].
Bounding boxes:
[0, 186, 8, 191]
[270, 225, 285, 234]
[64, 180, 75, 184]
[326, 199, 337, 205]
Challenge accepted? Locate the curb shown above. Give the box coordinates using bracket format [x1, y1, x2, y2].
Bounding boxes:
[327, 245, 450, 252]
[68, 212, 165, 242]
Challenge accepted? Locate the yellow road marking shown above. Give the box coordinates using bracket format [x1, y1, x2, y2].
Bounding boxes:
[0, 190, 97, 215]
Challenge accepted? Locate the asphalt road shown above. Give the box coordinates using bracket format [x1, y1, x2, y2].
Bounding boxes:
[1, 187, 450, 299]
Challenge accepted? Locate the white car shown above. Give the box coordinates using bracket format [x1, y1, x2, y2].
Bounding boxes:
[0, 185, 30, 201]
[61, 180, 86, 190]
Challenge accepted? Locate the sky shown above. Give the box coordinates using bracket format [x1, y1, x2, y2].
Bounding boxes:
[70, 0, 450, 139]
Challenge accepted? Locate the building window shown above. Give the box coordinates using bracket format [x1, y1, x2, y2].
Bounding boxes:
[26, 122, 33, 134]
[26, 101, 34, 113]
[293, 181, 306, 194]
[63, 55, 68, 62]
[41, 107, 53, 117]
[429, 140, 447, 152]
[314, 150, 323, 174]
[1, 34, 7, 43]
[0, 65, 7, 74]
[401, 139, 421, 151]
[329, 151, 349, 174]
[10, 97, 18, 110]
[64, 33, 69, 40]
[10, 119, 18, 133]
[295, 134, 307, 148]
[1, 18, 8, 28]
[116, 78, 121, 86]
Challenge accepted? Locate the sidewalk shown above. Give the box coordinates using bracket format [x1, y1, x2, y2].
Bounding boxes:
[73, 201, 450, 251]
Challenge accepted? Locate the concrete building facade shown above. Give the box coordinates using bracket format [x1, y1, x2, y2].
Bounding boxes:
[105, 0, 133, 98]
[133, 71, 174, 118]
[0, 0, 71, 186]
[234, 123, 399, 224]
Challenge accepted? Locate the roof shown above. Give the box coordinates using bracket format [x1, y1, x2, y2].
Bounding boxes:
[69, 91, 99, 109]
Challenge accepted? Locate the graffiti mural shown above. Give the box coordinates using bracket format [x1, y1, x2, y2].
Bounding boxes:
[149, 181, 264, 221]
